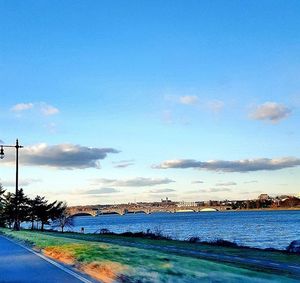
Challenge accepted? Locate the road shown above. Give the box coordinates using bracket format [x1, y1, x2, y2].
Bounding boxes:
[0, 236, 96, 283]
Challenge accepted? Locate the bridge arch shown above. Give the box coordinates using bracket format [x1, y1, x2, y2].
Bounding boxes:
[70, 212, 94, 217]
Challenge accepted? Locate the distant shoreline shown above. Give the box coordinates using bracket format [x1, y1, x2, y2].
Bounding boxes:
[94, 207, 300, 215]
[221, 207, 300, 212]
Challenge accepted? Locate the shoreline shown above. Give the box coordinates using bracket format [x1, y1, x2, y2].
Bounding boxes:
[223, 207, 300, 212]
[46, 227, 298, 253]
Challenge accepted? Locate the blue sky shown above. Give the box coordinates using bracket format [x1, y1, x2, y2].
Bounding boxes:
[0, 1, 300, 205]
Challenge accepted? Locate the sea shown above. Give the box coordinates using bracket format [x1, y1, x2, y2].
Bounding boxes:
[59, 210, 300, 250]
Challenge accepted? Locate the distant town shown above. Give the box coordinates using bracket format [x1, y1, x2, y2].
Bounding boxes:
[68, 193, 300, 217]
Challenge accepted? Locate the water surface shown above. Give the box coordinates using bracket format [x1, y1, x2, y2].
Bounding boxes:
[63, 210, 300, 250]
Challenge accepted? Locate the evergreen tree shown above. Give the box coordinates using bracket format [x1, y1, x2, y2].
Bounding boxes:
[36, 199, 59, 231]
[28, 196, 47, 230]
[11, 188, 29, 230]
[50, 201, 66, 220]
[0, 186, 69, 232]
[0, 184, 6, 227]
[3, 192, 15, 228]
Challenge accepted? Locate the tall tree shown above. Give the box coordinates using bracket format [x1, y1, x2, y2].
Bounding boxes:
[28, 196, 47, 230]
[3, 192, 15, 229]
[0, 184, 5, 198]
[36, 200, 61, 231]
[11, 188, 29, 230]
[0, 187, 70, 232]
[50, 201, 67, 220]
[0, 184, 6, 227]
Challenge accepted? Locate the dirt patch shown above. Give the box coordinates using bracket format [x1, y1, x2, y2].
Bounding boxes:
[42, 244, 127, 282]
[79, 261, 126, 283]
[43, 246, 75, 265]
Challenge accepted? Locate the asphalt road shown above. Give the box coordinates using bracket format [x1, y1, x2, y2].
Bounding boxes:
[0, 236, 95, 283]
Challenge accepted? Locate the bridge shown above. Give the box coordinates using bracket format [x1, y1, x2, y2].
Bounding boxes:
[68, 207, 153, 216]
[67, 205, 231, 217]
[67, 207, 98, 217]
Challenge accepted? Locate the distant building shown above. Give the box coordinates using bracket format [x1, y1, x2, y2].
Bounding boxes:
[258, 194, 269, 201]
[209, 200, 220, 206]
[161, 197, 172, 203]
[195, 201, 205, 206]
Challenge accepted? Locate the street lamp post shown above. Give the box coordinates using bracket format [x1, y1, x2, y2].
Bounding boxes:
[0, 139, 23, 231]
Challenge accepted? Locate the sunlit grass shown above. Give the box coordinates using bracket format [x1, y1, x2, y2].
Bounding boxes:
[34, 229, 300, 265]
[0, 228, 297, 282]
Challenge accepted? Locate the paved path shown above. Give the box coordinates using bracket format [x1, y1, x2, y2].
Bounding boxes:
[0, 236, 96, 283]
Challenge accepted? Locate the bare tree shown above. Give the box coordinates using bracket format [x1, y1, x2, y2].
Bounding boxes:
[52, 205, 74, 233]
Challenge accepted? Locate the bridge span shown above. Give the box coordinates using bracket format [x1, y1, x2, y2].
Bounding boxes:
[67, 207, 98, 217]
[67, 205, 230, 217]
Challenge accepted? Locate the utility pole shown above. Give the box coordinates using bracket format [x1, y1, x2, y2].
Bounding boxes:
[0, 139, 24, 230]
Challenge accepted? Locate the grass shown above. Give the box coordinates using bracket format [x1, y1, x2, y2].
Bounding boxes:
[40, 229, 300, 265]
[0, 228, 298, 282]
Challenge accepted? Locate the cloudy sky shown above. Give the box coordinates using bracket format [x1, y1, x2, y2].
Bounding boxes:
[0, 1, 300, 205]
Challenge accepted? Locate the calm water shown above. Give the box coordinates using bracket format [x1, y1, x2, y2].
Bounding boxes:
[63, 210, 300, 250]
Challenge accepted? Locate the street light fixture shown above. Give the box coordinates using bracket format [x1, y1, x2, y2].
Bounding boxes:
[0, 139, 23, 230]
[0, 146, 4, 159]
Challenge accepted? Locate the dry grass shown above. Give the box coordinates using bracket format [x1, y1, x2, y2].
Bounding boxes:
[42, 243, 127, 282]
[43, 246, 76, 265]
[80, 261, 125, 283]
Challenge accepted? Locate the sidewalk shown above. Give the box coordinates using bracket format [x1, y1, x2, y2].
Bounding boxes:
[0, 236, 95, 283]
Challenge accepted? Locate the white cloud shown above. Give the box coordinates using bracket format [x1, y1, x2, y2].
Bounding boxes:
[10, 102, 59, 116]
[83, 188, 120, 195]
[11, 103, 34, 112]
[199, 188, 232, 193]
[1, 143, 119, 169]
[93, 177, 175, 187]
[250, 102, 291, 123]
[0, 178, 41, 187]
[240, 190, 262, 195]
[179, 95, 199, 105]
[40, 103, 59, 116]
[149, 188, 176, 194]
[191, 180, 204, 184]
[215, 182, 237, 186]
[244, 180, 258, 184]
[113, 160, 135, 168]
[154, 157, 300, 172]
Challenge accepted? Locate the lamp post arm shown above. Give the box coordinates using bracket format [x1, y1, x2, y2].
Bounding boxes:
[0, 145, 23, 149]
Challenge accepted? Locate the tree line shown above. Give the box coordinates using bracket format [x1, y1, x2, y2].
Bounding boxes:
[0, 184, 73, 232]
